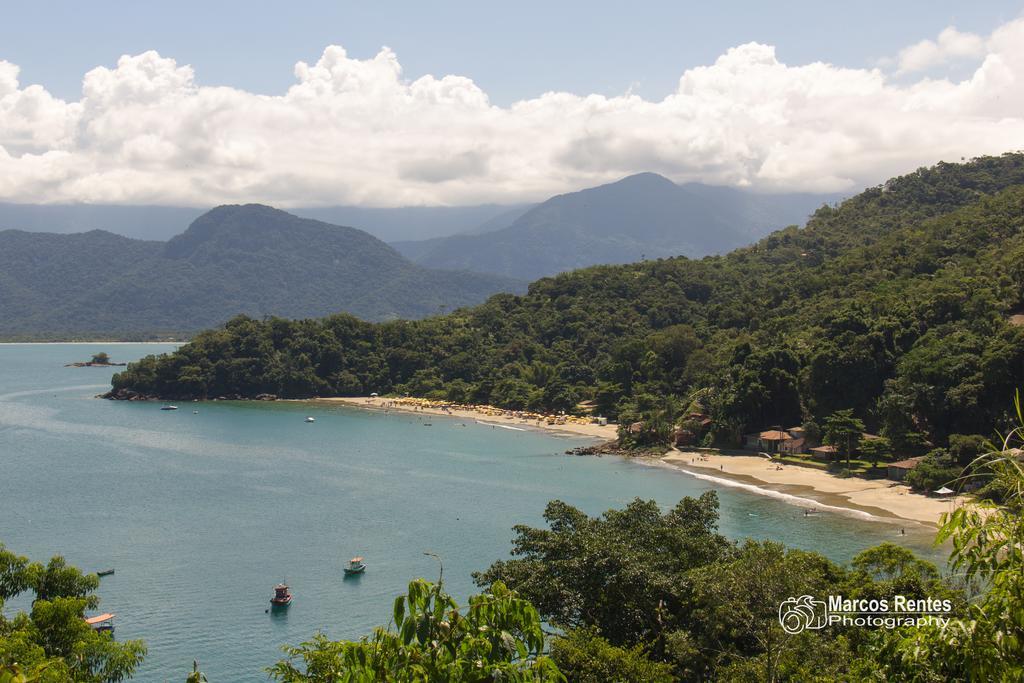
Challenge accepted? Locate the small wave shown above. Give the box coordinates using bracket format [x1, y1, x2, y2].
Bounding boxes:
[0, 384, 108, 401]
[642, 459, 881, 522]
[476, 421, 526, 431]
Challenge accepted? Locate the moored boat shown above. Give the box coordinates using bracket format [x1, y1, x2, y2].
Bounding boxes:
[85, 613, 116, 634]
[97, 568, 115, 577]
[344, 557, 366, 575]
[305, 416, 315, 423]
[270, 583, 292, 606]
[161, 405, 178, 411]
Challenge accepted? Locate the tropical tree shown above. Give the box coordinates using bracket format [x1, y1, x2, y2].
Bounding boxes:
[857, 436, 892, 469]
[876, 392, 1024, 680]
[823, 409, 865, 470]
[687, 540, 847, 683]
[0, 545, 145, 682]
[475, 493, 733, 652]
[269, 579, 562, 682]
[549, 628, 673, 683]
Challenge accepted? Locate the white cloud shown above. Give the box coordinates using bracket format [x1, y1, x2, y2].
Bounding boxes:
[2, 19, 1024, 208]
[895, 26, 986, 75]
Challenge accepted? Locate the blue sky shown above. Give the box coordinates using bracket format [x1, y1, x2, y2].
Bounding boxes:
[1, 2, 1023, 207]
[3, 0, 1020, 104]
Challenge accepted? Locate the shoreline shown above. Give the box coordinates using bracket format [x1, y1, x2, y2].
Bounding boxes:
[300, 396, 959, 526]
[305, 396, 619, 440]
[0, 341, 184, 345]
[661, 451, 961, 527]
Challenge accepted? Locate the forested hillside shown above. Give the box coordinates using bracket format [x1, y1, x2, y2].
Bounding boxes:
[0, 205, 522, 339]
[109, 155, 1024, 450]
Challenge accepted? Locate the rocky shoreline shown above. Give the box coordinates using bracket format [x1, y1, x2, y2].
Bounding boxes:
[101, 389, 280, 401]
[565, 440, 628, 456]
[66, 361, 126, 367]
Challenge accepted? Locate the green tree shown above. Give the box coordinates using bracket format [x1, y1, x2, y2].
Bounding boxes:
[269, 579, 562, 682]
[90, 353, 110, 365]
[947, 433, 987, 466]
[687, 540, 847, 682]
[858, 436, 892, 469]
[0, 545, 145, 683]
[475, 493, 733, 651]
[29, 557, 100, 608]
[903, 449, 962, 493]
[0, 545, 33, 602]
[872, 393, 1024, 680]
[823, 409, 865, 470]
[549, 628, 672, 683]
[846, 543, 955, 607]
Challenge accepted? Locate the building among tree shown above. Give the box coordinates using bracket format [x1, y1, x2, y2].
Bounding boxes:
[887, 456, 925, 481]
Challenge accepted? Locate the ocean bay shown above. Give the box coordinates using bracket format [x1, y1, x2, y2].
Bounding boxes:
[1, 344, 941, 682]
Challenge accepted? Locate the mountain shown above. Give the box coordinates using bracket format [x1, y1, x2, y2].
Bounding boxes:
[0, 202, 531, 243]
[292, 204, 533, 242]
[389, 204, 535, 261]
[0, 204, 522, 339]
[109, 154, 1024, 450]
[393, 174, 839, 280]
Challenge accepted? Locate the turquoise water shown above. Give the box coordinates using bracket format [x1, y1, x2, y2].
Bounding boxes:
[0, 344, 942, 682]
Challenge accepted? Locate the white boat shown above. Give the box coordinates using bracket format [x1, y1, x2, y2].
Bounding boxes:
[305, 416, 315, 423]
[160, 405, 178, 411]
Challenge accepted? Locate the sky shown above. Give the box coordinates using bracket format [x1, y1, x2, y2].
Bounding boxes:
[1, 1, 1023, 207]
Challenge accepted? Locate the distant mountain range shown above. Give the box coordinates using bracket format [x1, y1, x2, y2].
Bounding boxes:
[0, 202, 532, 243]
[0, 205, 522, 339]
[392, 174, 839, 280]
[0, 174, 838, 339]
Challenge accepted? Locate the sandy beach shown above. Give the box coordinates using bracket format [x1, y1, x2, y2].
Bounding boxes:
[309, 396, 620, 440]
[307, 396, 960, 526]
[662, 451, 962, 526]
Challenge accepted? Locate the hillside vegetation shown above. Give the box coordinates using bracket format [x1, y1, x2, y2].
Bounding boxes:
[0, 205, 521, 339]
[110, 155, 1024, 450]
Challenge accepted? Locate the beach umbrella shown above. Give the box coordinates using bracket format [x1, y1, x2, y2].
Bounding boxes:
[934, 486, 954, 496]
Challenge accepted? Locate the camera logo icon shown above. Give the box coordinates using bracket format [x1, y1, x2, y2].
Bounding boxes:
[778, 595, 828, 634]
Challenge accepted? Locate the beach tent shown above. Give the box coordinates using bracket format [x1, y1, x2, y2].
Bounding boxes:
[934, 486, 955, 497]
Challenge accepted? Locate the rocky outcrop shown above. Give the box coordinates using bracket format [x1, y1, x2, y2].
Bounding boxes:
[101, 389, 281, 401]
[565, 440, 626, 456]
[65, 361, 127, 367]
[101, 388, 156, 400]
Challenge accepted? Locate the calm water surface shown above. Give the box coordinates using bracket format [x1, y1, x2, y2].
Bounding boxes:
[0, 344, 942, 682]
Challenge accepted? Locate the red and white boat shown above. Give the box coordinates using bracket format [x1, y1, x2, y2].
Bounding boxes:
[270, 583, 292, 607]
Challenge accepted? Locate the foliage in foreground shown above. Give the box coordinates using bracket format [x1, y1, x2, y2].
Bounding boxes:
[473, 490, 967, 682]
[878, 393, 1024, 681]
[0, 548, 145, 682]
[476, 398, 1024, 682]
[268, 579, 563, 682]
